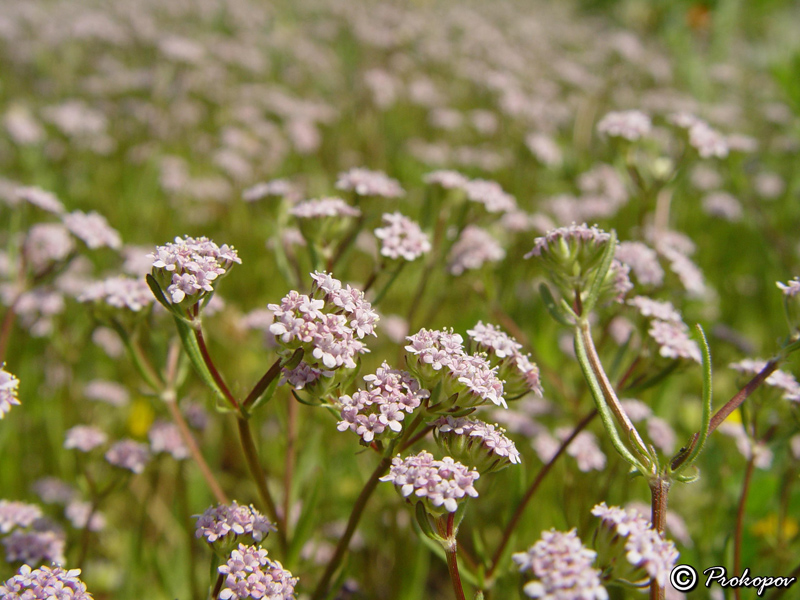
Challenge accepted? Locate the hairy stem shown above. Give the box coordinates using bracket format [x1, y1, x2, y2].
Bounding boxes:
[672, 360, 779, 472]
[649, 477, 671, 600]
[283, 398, 298, 535]
[578, 320, 648, 456]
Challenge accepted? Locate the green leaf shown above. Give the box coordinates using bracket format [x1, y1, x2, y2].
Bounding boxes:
[415, 502, 442, 542]
[539, 283, 574, 327]
[172, 315, 230, 408]
[285, 474, 322, 567]
[673, 324, 713, 474]
[583, 229, 617, 315]
[145, 273, 173, 312]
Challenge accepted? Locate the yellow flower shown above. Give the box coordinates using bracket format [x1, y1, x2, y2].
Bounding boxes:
[751, 513, 798, 541]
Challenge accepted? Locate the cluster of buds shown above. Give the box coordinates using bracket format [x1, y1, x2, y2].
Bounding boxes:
[404, 328, 506, 411]
[526, 224, 631, 318]
[432, 416, 520, 474]
[148, 235, 240, 309]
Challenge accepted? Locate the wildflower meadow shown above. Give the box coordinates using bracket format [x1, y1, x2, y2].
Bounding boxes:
[1, 0, 800, 599]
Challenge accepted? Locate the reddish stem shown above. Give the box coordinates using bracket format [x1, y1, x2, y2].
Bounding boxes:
[487, 409, 598, 580]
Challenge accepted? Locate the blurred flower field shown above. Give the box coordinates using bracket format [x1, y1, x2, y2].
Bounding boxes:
[1, 0, 800, 598]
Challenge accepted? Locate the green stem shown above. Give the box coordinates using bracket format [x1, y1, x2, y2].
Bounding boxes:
[237, 417, 287, 552]
[574, 321, 648, 472]
[371, 261, 405, 306]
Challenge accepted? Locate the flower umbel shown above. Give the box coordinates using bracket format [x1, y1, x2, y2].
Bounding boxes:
[218, 544, 297, 599]
[513, 528, 608, 600]
[380, 450, 479, 515]
[148, 235, 241, 306]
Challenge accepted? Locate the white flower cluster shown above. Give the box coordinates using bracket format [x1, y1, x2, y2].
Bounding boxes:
[195, 502, 275, 545]
[0, 565, 93, 600]
[149, 235, 241, 305]
[336, 167, 405, 198]
[0, 367, 21, 420]
[729, 359, 800, 402]
[597, 109, 652, 141]
[433, 416, 521, 468]
[269, 272, 378, 370]
[448, 225, 505, 275]
[467, 321, 543, 397]
[78, 276, 153, 312]
[405, 328, 506, 408]
[289, 197, 360, 219]
[337, 362, 429, 443]
[374, 212, 431, 261]
[218, 544, 297, 600]
[591, 502, 679, 587]
[380, 450, 479, 513]
[513, 529, 607, 600]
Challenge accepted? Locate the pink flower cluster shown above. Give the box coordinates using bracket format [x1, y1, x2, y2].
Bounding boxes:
[269, 272, 378, 370]
[0, 565, 93, 600]
[337, 362, 429, 443]
[405, 328, 506, 408]
[78, 275, 153, 312]
[336, 167, 405, 198]
[448, 225, 505, 275]
[512, 528, 607, 600]
[380, 450, 480, 513]
[597, 109, 652, 141]
[289, 197, 360, 219]
[433, 416, 521, 466]
[591, 502, 679, 586]
[0, 367, 21, 420]
[374, 212, 431, 261]
[525, 223, 610, 259]
[195, 502, 275, 545]
[149, 235, 241, 305]
[467, 321, 543, 397]
[218, 544, 297, 600]
[729, 359, 800, 402]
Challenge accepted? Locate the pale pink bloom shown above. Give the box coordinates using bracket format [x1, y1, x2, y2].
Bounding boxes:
[597, 109, 652, 141]
[616, 242, 664, 286]
[15, 186, 65, 214]
[62, 210, 122, 249]
[0, 367, 21, 420]
[702, 192, 742, 221]
[448, 225, 505, 275]
[336, 168, 404, 198]
[374, 213, 431, 261]
[423, 169, 468, 189]
[24, 223, 75, 273]
[513, 529, 607, 600]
